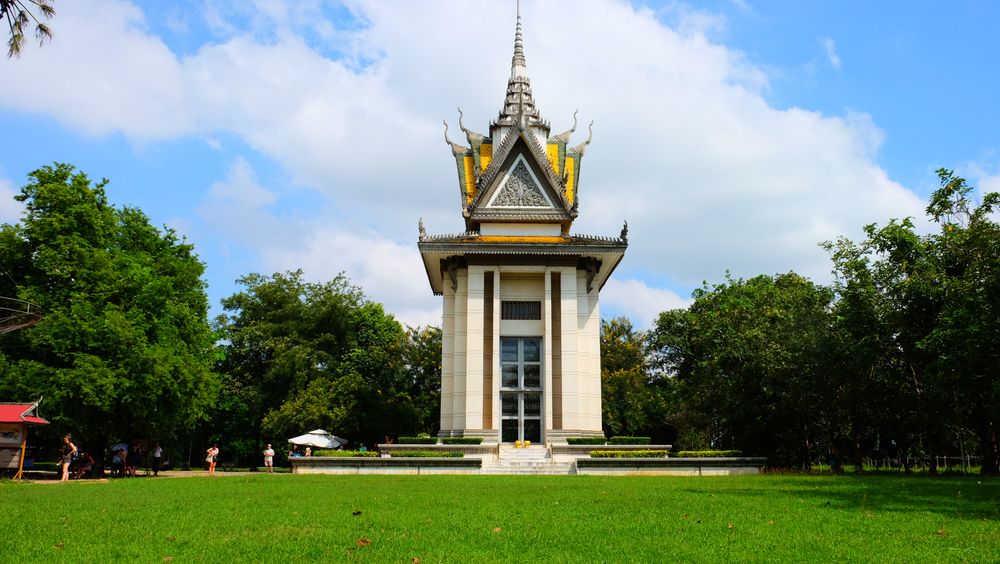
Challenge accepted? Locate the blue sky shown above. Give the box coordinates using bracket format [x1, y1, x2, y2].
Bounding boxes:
[1, 0, 998, 329]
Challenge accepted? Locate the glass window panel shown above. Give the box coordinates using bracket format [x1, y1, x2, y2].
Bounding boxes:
[501, 365, 519, 388]
[501, 393, 518, 416]
[523, 364, 541, 388]
[523, 339, 541, 362]
[524, 419, 541, 443]
[501, 339, 519, 363]
[523, 393, 541, 417]
[502, 419, 519, 443]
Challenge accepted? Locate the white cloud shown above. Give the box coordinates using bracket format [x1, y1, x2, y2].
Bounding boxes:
[0, 0, 934, 328]
[602, 278, 692, 330]
[821, 37, 842, 70]
[0, 177, 24, 224]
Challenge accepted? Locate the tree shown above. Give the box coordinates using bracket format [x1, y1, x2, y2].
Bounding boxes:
[600, 317, 673, 442]
[216, 270, 424, 456]
[650, 273, 837, 468]
[824, 169, 1000, 476]
[402, 325, 442, 435]
[0, 163, 219, 452]
[1, 0, 54, 58]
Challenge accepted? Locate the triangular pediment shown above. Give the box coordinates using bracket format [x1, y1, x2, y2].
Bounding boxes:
[467, 132, 573, 228]
[486, 155, 554, 209]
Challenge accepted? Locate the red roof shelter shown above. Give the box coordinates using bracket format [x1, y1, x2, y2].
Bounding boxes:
[0, 401, 50, 479]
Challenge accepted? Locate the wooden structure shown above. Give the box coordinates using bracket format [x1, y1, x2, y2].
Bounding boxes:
[0, 401, 49, 479]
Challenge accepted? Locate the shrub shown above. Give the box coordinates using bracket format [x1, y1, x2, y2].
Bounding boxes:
[398, 437, 438, 444]
[675, 450, 742, 458]
[567, 438, 607, 445]
[590, 450, 666, 458]
[442, 437, 483, 445]
[608, 436, 651, 445]
[312, 450, 379, 457]
[392, 451, 464, 458]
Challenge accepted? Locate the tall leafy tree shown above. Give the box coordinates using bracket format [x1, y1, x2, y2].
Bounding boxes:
[0, 163, 218, 451]
[216, 270, 423, 455]
[650, 273, 837, 467]
[600, 317, 673, 442]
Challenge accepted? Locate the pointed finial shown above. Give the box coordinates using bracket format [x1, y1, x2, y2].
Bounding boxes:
[621, 220, 629, 244]
[511, 0, 527, 78]
[418, 218, 427, 241]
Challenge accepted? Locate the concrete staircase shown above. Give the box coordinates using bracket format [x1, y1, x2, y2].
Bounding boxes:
[480, 445, 576, 475]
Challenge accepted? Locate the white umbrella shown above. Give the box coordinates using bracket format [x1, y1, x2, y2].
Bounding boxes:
[287, 429, 347, 449]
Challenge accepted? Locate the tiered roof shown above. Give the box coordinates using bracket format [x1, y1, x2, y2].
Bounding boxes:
[419, 6, 626, 296]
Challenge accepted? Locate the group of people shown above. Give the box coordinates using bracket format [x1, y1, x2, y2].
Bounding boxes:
[57, 436, 166, 481]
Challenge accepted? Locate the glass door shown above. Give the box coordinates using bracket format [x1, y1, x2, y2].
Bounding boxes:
[500, 337, 543, 443]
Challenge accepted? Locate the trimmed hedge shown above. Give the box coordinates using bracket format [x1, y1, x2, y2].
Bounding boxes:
[590, 450, 667, 458]
[442, 437, 483, 445]
[608, 436, 651, 445]
[392, 451, 464, 458]
[312, 450, 379, 457]
[567, 438, 607, 445]
[675, 450, 742, 458]
[398, 437, 438, 445]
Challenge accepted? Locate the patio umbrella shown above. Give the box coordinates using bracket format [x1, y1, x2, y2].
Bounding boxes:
[110, 442, 129, 451]
[287, 429, 347, 449]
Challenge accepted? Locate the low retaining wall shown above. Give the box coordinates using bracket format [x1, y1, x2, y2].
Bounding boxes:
[550, 444, 672, 456]
[575, 457, 768, 476]
[291, 456, 482, 475]
[378, 444, 498, 456]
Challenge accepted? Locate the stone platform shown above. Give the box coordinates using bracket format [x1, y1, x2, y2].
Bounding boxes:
[290, 444, 767, 476]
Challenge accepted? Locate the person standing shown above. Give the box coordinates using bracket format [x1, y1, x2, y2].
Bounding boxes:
[152, 442, 163, 476]
[262, 444, 275, 473]
[206, 444, 219, 477]
[59, 435, 77, 482]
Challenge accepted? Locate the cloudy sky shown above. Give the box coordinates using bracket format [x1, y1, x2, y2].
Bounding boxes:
[1, 0, 998, 329]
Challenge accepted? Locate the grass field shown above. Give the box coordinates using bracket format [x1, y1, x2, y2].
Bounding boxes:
[1, 474, 997, 562]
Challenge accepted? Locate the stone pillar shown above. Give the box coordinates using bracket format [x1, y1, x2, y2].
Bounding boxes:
[439, 275, 455, 435]
[543, 270, 554, 434]
[451, 269, 468, 433]
[463, 267, 485, 434]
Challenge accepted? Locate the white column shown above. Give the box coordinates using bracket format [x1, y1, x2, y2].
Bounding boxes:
[492, 272, 502, 433]
[464, 267, 485, 430]
[543, 270, 553, 433]
[452, 269, 468, 432]
[440, 278, 455, 434]
[560, 267, 580, 430]
[582, 284, 603, 432]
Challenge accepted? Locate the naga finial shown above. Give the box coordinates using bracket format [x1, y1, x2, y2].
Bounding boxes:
[443, 120, 469, 156]
[570, 121, 594, 155]
[550, 109, 578, 143]
[418, 217, 426, 241]
[620, 220, 628, 244]
[458, 107, 486, 146]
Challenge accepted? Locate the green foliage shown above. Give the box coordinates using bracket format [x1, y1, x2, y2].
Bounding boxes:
[398, 437, 438, 444]
[823, 169, 1000, 476]
[214, 270, 437, 462]
[589, 450, 666, 458]
[650, 272, 836, 467]
[441, 437, 482, 445]
[312, 450, 378, 457]
[600, 317, 674, 443]
[675, 450, 742, 458]
[566, 438, 607, 445]
[0, 163, 218, 448]
[391, 451, 463, 458]
[608, 436, 651, 445]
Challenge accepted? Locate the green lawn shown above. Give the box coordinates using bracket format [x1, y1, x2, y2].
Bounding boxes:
[1, 474, 997, 562]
